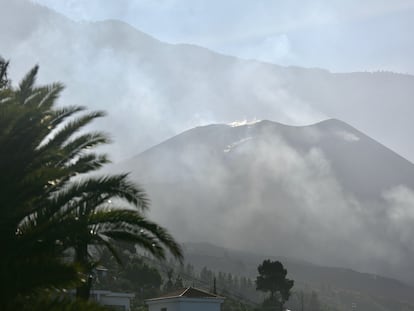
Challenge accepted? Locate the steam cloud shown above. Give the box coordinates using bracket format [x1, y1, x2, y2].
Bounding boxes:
[3, 0, 414, 284]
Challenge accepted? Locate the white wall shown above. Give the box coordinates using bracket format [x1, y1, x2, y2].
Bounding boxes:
[147, 297, 224, 311]
[100, 295, 131, 311]
[90, 290, 134, 311]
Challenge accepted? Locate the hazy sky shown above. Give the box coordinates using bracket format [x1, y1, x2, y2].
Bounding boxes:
[33, 0, 414, 74]
[4, 0, 414, 282]
[3, 0, 414, 162]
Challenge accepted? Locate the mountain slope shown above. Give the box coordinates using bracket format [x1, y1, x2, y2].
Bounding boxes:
[113, 119, 414, 284]
[183, 242, 414, 311]
[2, 0, 414, 161]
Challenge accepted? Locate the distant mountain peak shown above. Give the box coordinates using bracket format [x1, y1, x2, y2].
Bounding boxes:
[111, 118, 414, 285]
[228, 119, 262, 127]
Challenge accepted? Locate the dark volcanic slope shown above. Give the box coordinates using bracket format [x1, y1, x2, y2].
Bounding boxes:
[113, 119, 414, 284]
[123, 119, 414, 198]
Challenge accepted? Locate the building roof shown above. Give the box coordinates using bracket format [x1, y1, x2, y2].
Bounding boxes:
[147, 287, 224, 301]
[91, 290, 135, 298]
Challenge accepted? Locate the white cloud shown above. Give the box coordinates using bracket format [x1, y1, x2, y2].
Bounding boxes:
[335, 130, 360, 142]
[384, 185, 414, 227]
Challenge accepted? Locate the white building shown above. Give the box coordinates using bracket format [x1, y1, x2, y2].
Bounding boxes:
[146, 287, 225, 311]
[90, 290, 135, 311]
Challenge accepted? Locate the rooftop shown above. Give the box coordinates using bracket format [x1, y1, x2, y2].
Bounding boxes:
[147, 287, 223, 301]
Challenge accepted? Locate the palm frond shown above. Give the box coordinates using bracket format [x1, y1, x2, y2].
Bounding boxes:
[43, 111, 106, 150]
[103, 230, 167, 259]
[34, 83, 65, 109]
[90, 209, 183, 261]
[58, 132, 110, 166]
[16, 65, 39, 104]
[95, 233, 124, 265]
[51, 174, 149, 212]
[66, 153, 110, 175]
[48, 105, 86, 129]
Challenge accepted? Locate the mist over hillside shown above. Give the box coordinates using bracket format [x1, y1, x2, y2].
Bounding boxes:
[3, 1, 414, 310]
[112, 119, 414, 284]
[2, 0, 414, 162]
[182, 242, 414, 310]
[3, 0, 414, 293]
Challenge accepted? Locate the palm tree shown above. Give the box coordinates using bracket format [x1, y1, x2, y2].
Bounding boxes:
[0, 65, 84, 307]
[0, 63, 183, 306]
[44, 174, 183, 299]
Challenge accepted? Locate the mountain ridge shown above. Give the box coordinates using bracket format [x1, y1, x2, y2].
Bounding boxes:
[182, 241, 414, 310]
[111, 118, 414, 284]
[3, 0, 414, 161]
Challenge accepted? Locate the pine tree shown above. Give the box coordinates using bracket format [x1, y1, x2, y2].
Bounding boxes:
[256, 260, 294, 311]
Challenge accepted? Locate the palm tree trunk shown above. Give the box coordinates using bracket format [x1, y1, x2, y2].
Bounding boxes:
[76, 276, 92, 300]
[75, 241, 92, 300]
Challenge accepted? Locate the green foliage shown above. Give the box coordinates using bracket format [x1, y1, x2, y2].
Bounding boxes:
[0, 56, 10, 88]
[0, 61, 182, 308]
[0, 64, 83, 308]
[286, 290, 323, 311]
[256, 260, 294, 311]
[93, 250, 163, 310]
[222, 297, 255, 311]
[13, 294, 110, 311]
[160, 261, 259, 308]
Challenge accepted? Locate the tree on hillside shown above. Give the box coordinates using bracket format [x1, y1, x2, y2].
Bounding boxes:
[308, 291, 322, 311]
[163, 268, 175, 292]
[255, 259, 294, 311]
[0, 62, 182, 308]
[0, 56, 9, 88]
